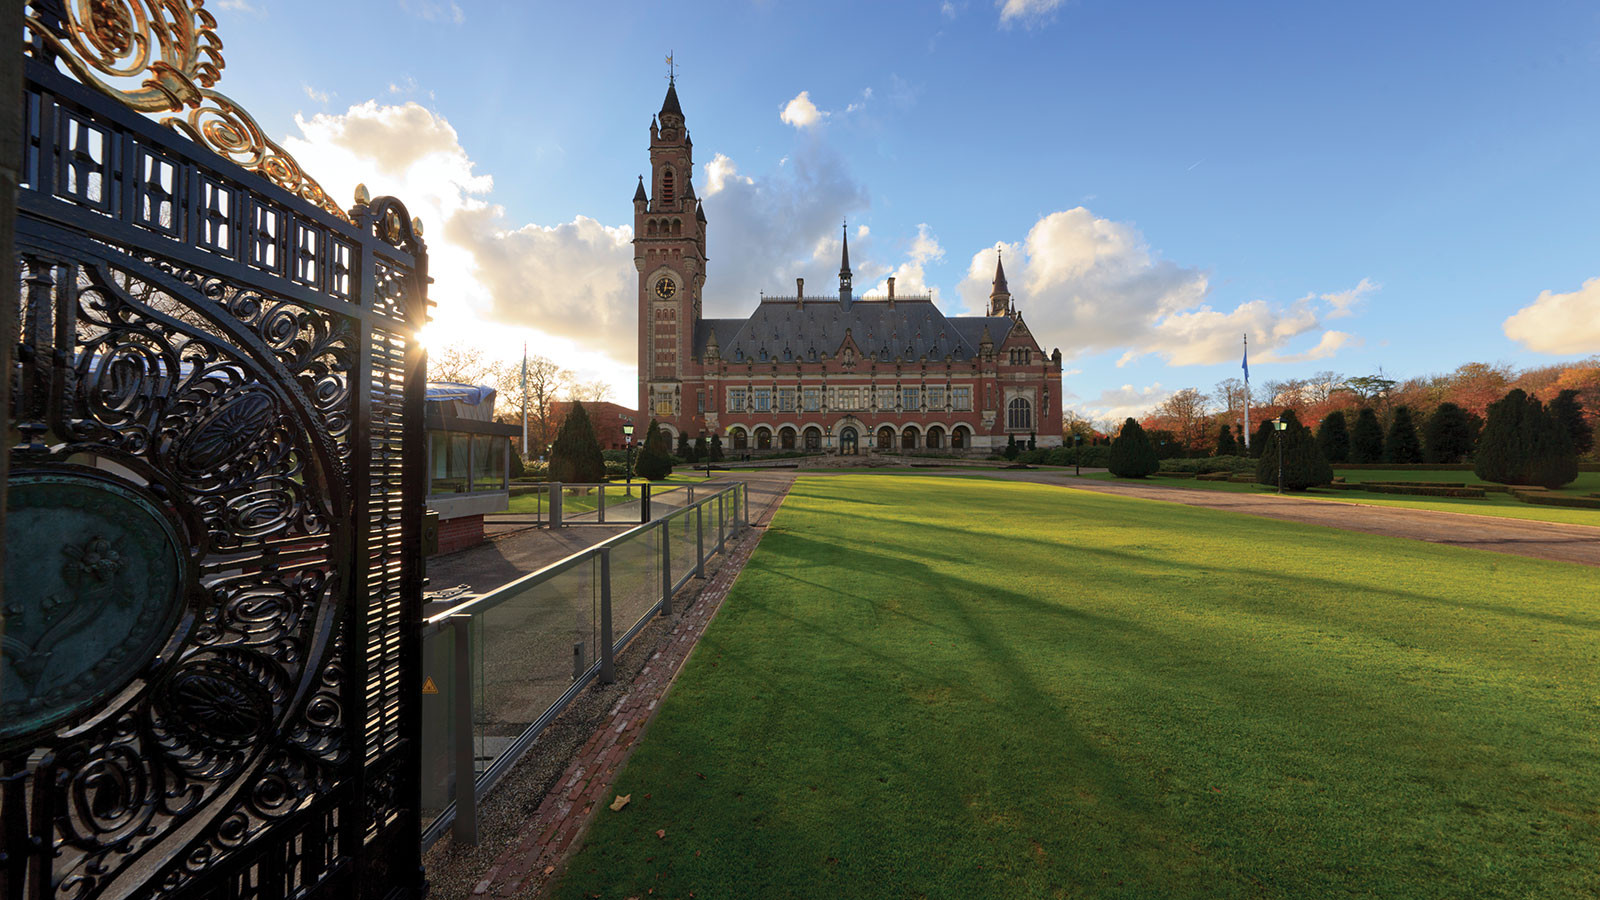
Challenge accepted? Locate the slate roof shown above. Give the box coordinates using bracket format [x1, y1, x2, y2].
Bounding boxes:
[694, 298, 1016, 365]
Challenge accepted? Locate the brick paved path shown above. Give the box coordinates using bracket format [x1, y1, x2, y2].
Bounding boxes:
[467, 474, 793, 899]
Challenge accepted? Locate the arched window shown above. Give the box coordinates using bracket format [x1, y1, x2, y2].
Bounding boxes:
[672, 219, 682, 236]
[1008, 396, 1033, 431]
[926, 426, 944, 449]
[755, 427, 772, 450]
[840, 427, 858, 455]
[731, 427, 747, 451]
[803, 426, 822, 451]
[901, 427, 918, 450]
[647, 219, 658, 236]
[661, 168, 675, 204]
[952, 426, 969, 449]
[876, 427, 894, 450]
[779, 426, 796, 450]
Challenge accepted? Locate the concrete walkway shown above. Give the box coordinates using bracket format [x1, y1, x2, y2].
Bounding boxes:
[981, 470, 1600, 568]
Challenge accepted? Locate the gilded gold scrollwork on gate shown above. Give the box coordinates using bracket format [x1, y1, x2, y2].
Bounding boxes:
[25, 0, 351, 222]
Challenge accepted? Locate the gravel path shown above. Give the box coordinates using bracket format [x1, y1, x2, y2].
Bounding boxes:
[982, 471, 1600, 568]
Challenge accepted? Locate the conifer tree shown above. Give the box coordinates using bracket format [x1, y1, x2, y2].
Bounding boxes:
[1215, 423, 1238, 457]
[1383, 406, 1422, 463]
[1109, 418, 1159, 478]
[1548, 389, 1594, 455]
[1422, 402, 1474, 463]
[694, 434, 709, 463]
[549, 402, 606, 484]
[676, 431, 695, 462]
[1349, 408, 1385, 463]
[1476, 390, 1577, 487]
[1255, 409, 1333, 491]
[1250, 420, 1275, 459]
[635, 419, 674, 480]
[1316, 410, 1350, 464]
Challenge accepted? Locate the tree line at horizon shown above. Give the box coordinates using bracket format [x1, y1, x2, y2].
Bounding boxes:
[1102, 358, 1600, 462]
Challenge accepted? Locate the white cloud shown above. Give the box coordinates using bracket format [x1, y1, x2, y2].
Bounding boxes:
[696, 141, 869, 309]
[998, 0, 1065, 26]
[779, 92, 826, 129]
[703, 153, 753, 195]
[1504, 277, 1600, 354]
[868, 224, 944, 300]
[940, 1, 958, 19]
[302, 85, 331, 105]
[955, 207, 1367, 367]
[1258, 329, 1359, 364]
[281, 100, 635, 399]
[1076, 383, 1172, 424]
[1321, 277, 1378, 320]
[400, 0, 463, 24]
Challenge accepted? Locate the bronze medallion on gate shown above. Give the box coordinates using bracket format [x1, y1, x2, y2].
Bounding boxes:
[1, 470, 190, 745]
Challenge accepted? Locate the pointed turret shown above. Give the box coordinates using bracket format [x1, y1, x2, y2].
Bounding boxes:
[838, 222, 853, 308]
[988, 249, 1013, 316]
[695, 198, 706, 223]
[633, 175, 647, 205]
[661, 77, 684, 122]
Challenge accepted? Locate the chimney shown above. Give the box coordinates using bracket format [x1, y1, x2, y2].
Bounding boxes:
[887, 277, 895, 309]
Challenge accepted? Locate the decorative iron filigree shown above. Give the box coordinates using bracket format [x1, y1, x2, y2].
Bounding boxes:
[24, 0, 352, 222]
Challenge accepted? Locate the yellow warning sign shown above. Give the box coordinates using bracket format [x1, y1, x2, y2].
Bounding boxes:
[421, 676, 439, 695]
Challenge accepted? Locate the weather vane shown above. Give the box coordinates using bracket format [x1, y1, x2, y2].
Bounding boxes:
[666, 52, 676, 82]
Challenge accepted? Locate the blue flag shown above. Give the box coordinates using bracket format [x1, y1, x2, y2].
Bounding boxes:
[1241, 344, 1249, 382]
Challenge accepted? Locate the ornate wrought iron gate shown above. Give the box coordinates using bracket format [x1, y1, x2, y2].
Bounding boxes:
[4, 3, 427, 898]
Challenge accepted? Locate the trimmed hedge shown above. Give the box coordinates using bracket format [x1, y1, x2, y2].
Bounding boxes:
[1159, 455, 1255, 475]
[1511, 491, 1600, 510]
[1361, 484, 1486, 498]
[1336, 463, 1475, 470]
[1361, 481, 1469, 488]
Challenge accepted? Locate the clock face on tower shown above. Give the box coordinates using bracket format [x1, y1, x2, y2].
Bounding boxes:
[654, 277, 677, 300]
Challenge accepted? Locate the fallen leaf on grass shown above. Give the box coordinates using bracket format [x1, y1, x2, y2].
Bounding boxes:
[609, 794, 631, 811]
[656, 829, 667, 839]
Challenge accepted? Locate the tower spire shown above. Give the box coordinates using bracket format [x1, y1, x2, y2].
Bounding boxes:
[988, 246, 1013, 316]
[838, 220, 853, 307]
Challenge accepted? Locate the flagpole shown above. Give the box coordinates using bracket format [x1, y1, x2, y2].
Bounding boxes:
[1242, 333, 1251, 451]
[520, 341, 529, 458]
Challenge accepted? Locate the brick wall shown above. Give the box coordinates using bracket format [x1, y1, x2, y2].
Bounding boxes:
[434, 514, 485, 556]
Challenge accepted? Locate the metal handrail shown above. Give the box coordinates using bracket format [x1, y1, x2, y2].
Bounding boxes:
[420, 479, 749, 848]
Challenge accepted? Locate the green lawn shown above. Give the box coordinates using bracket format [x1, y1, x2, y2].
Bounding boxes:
[1073, 470, 1600, 527]
[555, 474, 1599, 900]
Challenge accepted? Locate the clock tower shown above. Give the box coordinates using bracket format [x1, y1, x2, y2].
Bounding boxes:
[633, 75, 706, 436]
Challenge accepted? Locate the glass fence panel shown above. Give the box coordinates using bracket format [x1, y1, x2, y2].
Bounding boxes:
[419, 624, 457, 826]
[473, 555, 600, 778]
[670, 505, 698, 591]
[607, 525, 659, 646]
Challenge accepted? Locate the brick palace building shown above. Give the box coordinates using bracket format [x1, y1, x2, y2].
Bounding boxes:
[635, 78, 1064, 456]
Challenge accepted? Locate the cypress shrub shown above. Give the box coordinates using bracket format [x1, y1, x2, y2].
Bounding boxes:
[694, 435, 709, 463]
[1249, 420, 1275, 459]
[709, 433, 724, 462]
[1383, 406, 1423, 463]
[1316, 411, 1350, 463]
[676, 431, 697, 463]
[1004, 435, 1021, 461]
[1349, 408, 1385, 463]
[635, 419, 674, 480]
[1549, 389, 1594, 455]
[549, 401, 606, 484]
[509, 450, 526, 479]
[1215, 423, 1238, 457]
[1475, 389, 1578, 488]
[1109, 418, 1159, 478]
[1422, 402, 1474, 463]
[1254, 409, 1333, 491]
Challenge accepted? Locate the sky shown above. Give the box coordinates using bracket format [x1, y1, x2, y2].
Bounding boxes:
[196, 0, 1600, 424]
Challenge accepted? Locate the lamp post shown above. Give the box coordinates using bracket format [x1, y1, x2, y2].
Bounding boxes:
[622, 421, 635, 498]
[825, 424, 832, 456]
[1273, 416, 1287, 494]
[1073, 433, 1082, 477]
